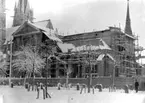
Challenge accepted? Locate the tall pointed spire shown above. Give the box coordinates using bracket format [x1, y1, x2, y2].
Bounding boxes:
[12, 0, 34, 27]
[124, 0, 132, 35]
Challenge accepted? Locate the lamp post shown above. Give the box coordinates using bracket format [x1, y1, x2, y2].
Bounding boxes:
[45, 56, 48, 98]
[46, 55, 53, 98]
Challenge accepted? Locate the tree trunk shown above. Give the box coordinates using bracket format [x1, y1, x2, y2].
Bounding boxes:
[88, 60, 92, 93]
[23, 72, 30, 86]
[23, 74, 27, 86]
[45, 58, 48, 98]
[66, 73, 69, 88]
[32, 63, 35, 91]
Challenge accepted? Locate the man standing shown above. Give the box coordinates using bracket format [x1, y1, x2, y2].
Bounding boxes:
[135, 80, 139, 93]
[36, 83, 40, 99]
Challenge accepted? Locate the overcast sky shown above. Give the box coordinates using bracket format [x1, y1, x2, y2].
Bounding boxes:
[6, 0, 145, 63]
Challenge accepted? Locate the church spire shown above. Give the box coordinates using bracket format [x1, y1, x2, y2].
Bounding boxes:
[124, 0, 132, 35]
[12, 0, 34, 27]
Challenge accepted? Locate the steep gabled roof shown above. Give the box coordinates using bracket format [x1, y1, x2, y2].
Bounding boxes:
[5, 20, 61, 44]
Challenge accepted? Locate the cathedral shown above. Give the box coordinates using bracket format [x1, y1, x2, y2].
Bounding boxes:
[12, 0, 33, 27]
[4, 0, 142, 78]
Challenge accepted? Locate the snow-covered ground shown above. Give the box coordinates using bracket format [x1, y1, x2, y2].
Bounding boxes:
[0, 95, 3, 103]
[0, 86, 145, 103]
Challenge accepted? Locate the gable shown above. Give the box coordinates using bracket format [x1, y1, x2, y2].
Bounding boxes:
[13, 22, 40, 37]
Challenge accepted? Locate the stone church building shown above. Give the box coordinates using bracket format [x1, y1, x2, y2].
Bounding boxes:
[4, 0, 142, 78]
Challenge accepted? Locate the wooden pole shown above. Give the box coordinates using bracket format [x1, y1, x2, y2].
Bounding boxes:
[9, 39, 13, 86]
[45, 57, 48, 98]
[88, 45, 92, 93]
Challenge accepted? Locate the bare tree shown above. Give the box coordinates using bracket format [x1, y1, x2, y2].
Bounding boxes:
[12, 45, 45, 89]
[0, 52, 8, 77]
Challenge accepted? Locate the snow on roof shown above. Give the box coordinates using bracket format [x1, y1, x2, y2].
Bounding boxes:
[97, 54, 105, 61]
[30, 22, 50, 32]
[57, 43, 75, 53]
[74, 38, 111, 51]
[97, 53, 115, 62]
[107, 54, 115, 62]
[124, 33, 136, 39]
[43, 31, 62, 42]
[33, 20, 49, 27]
[58, 38, 111, 53]
[5, 21, 61, 44]
[119, 29, 136, 39]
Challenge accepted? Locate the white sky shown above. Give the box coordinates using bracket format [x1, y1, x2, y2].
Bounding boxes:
[5, 0, 145, 64]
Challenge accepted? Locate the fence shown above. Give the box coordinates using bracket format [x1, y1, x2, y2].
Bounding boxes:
[0, 77, 135, 88]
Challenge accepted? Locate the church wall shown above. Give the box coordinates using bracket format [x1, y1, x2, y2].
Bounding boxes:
[97, 31, 112, 46]
[98, 61, 104, 76]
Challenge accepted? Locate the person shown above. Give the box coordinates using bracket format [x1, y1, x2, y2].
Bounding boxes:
[42, 85, 46, 99]
[135, 80, 139, 93]
[36, 83, 40, 99]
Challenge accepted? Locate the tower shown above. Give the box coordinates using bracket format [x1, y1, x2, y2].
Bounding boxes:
[124, 0, 132, 35]
[0, 0, 6, 47]
[12, 0, 34, 27]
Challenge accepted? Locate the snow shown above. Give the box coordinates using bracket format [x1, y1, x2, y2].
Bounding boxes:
[0, 95, 3, 103]
[0, 86, 145, 103]
[5, 21, 62, 44]
[33, 20, 48, 28]
[74, 39, 111, 51]
[57, 43, 76, 53]
[43, 31, 62, 42]
[96, 53, 115, 61]
[97, 54, 105, 61]
[66, 92, 145, 103]
[58, 38, 111, 53]
[107, 54, 115, 62]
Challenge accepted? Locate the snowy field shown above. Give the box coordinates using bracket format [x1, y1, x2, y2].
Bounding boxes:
[0, 86, 145, 103]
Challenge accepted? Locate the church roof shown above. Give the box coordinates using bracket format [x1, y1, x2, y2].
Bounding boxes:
[109, 26, 136, 39]
[57, 38, 111, 53]
[33, 20, 50, 28]
[57, 43, 76, 53]
[5, 20, 61, 44]
[33, 19, 54, 29]
[5, 26, 20, 44]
